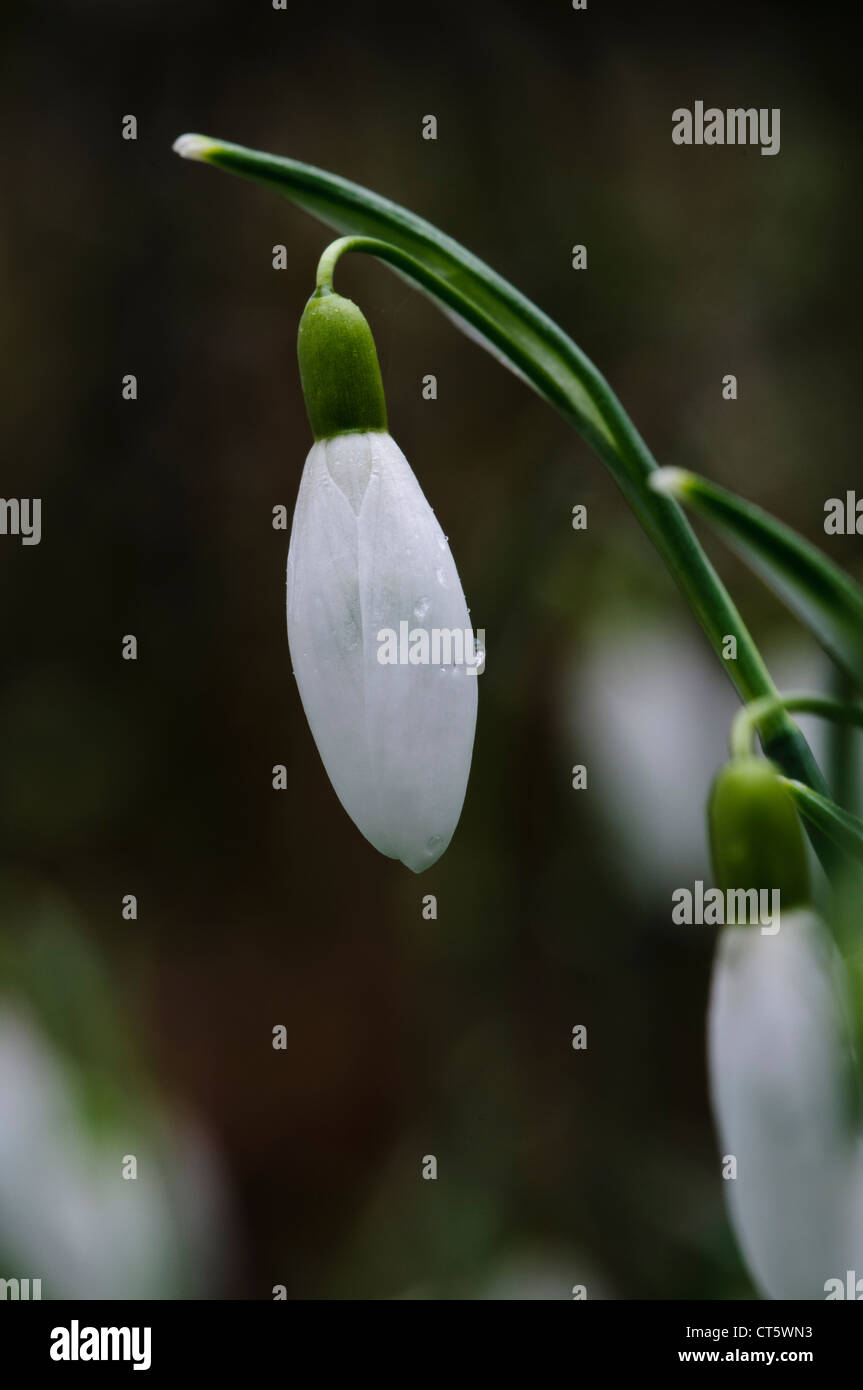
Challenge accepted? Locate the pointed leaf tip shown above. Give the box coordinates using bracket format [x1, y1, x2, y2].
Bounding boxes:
[649, 467, 691, 498]
[172, 133, 215, 162]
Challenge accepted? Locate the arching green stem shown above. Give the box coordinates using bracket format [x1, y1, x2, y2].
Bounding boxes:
[731, 692, 863, 763]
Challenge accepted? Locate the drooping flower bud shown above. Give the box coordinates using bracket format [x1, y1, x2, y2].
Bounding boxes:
[287, 288, 478, 872]
[707, 754, 862, 1296]
[708, 755, 810, 909]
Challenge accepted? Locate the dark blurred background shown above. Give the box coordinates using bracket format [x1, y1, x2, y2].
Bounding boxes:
[0, 0, 860, 1298]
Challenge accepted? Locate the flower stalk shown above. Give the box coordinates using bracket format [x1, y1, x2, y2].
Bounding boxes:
[730, 691, 863, 763]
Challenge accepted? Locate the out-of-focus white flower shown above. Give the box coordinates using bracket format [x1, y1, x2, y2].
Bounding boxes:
[287, 286, 477, 872]
[708, 910, 862, 1298]
[0, 1003, 231, 1299]
[569, 622, 839, 899]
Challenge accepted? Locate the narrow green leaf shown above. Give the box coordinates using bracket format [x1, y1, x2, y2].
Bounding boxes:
[781, 778, 863, 866]
[654, 468, 863, 688]
[173, 133, 617, 455]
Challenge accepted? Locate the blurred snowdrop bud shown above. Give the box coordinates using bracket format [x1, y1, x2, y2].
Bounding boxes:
[571, 625, 831, 899]
[570, 620, 737, 895]
[0, 891, 232, 1298]
[706, 760, 860, 1297]
[287, 288, 477, 872]
[708, 909, 861, 1298]
[708, 756, 811, 909]
[0, 1004, 230, 1298]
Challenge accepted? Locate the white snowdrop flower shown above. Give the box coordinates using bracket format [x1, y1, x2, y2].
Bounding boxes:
[706, 756, 862, 1298]
[287, 285, 477, 872]
[708, 909, 860, 1299]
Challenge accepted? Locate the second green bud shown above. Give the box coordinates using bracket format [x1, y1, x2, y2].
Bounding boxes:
[709, 756, 811, 912]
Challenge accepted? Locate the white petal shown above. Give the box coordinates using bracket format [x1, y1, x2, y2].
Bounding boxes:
[708, 909, 861, 1297]
[287, 431, 477, 871]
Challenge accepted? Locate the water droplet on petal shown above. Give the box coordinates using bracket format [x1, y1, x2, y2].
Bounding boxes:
[413, 596, 431, 621]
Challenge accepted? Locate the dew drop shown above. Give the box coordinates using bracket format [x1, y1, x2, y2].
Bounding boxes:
[413, 596, 431, 621]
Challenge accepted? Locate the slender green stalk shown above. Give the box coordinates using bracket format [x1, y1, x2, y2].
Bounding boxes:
[731, 692, 863, 762]
[173, 135, 832, 850]
[314, 236, 373, 293]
